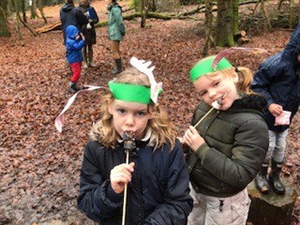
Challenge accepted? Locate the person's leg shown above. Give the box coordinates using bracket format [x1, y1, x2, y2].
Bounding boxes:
[187, 183, 206, 225]
[82, 45, 88, 68]
[269, 129, 288, 195]
[88, 44, 96, 67]
[273, 129, 288, 162]
[68, 62, 82, 93]
[205, 189, 250, 225]
[255, 130, 275, 193]
[110, 40, 122, 74]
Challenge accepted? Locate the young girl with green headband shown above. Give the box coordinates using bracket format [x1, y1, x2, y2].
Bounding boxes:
[77, 58, 193, 224]
[183, 55, 269, 225]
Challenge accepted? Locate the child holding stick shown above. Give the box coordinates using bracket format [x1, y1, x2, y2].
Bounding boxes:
[77, 57, 193, 225]
[183, 55, 269, 225]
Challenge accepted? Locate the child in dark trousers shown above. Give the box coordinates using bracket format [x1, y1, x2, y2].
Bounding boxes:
[77, 57, 193, 225]
[65, 25, 86, 93]
[78, 0, 99, 68]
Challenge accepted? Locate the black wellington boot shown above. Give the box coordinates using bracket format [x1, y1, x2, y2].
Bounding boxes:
[255, 164, 270, 194]
[111, 58, 123, 75]
[68, 82, 82, 93]
[269, 158, 286, 195]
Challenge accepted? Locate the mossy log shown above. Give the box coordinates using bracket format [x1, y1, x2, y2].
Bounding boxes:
[247, 178, 297, 225]
[35, 10, 201, 33]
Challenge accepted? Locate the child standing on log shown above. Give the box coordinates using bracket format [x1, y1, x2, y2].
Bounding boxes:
[251, 25, 300, 195]
[183, 55, 269, 225]
[77, 57, 193, 225]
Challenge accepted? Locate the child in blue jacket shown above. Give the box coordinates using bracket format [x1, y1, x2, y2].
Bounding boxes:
[65, 25, 86, 93]
[251, 25, 300, 195]
[77, 57, 193, 225]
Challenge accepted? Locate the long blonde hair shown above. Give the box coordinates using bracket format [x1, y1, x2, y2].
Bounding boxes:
[89, 67, 177, 150]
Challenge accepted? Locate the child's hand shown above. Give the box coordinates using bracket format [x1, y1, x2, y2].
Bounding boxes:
[110, 162, 135, 194]
[80, 33, 85, 41]
[177, 136, 185, 144]
[268, 103, 283, 117]
[183, 126, 205, 152]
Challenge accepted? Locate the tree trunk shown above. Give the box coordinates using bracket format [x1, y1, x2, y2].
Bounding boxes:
[37, 0, 47, 24]
[0, 1, 11, 37]
[202, 0, 215, 55]
[21, 0, 27, 23]
[31, 0, 38, 19]
[232, 0, 239, 35]
[13, 0, 22, 39]
[140, 0, 147, 28]
[216, 0, 234, 47]
[247, 179, 297, 225]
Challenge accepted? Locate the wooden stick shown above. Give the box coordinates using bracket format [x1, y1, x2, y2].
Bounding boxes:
[193, 107, 215, 128]
[122, 149, 130, 225]
[193, 93, 229, 128]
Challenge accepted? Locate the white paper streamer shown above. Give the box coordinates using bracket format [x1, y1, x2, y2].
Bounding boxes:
[54, 85, 107, 133]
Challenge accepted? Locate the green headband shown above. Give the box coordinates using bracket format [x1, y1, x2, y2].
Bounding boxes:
[190, 56, 233, 82]
[108, 81, 151, 104]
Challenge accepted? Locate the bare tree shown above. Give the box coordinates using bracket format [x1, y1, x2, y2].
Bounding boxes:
[37, 0, 47, 24]
[203, 0, 215, 55]
[30, 0, 38, 19]
[216, 0, 235, 47]
[0, 0, 11, 37]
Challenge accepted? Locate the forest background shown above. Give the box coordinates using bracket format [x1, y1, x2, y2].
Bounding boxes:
[0, 0, 299, 224]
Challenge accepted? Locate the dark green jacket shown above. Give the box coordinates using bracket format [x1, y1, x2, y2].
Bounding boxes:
[188, 94, 269, 198]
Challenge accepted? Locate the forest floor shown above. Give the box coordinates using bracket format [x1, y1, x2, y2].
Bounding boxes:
[0, 0, 299, 224]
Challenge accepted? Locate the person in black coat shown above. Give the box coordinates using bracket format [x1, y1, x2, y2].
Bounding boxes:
[60, 0, 88, 45]
[78, 0, 99, 68]
[251, 24, 300, 195]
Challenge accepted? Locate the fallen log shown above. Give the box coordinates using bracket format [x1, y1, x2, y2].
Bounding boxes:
[35, 21, 62, 33]
[247, 177, 297, 225]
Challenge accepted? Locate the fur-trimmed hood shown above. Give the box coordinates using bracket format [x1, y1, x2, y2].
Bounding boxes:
[231, 94, 267, 111]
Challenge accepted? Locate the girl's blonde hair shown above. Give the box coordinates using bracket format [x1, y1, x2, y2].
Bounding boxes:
[89, 67, 177, 150]
[206, 66, 254, 95]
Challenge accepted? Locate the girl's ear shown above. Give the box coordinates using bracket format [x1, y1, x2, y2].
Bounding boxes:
[108, 103, 113, 115]
[233, 72, 239, 84]
[147, 106, 154, 119]
[148, 112, 154, 120]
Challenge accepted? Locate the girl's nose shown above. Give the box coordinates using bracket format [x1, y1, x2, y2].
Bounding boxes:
[125, 115, 135, 126]
[208, 89, 217, 98]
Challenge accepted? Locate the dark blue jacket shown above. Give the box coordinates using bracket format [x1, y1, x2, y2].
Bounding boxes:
[77, 139, 193, 225]
[251, 25, 300, 132]
[65, 25, 85, 64]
